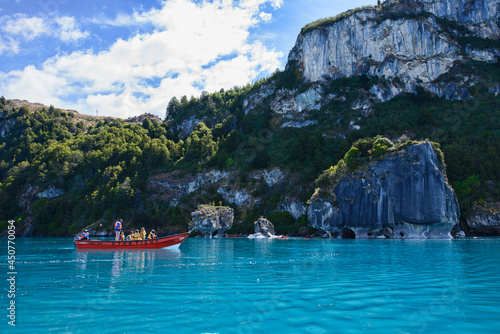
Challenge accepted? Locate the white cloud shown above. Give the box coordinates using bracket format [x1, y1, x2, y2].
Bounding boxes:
[0, 36, 20, 56]
[0, 14, 89, 49]
[1, 65, 66, 106]
[0, 0, 283, 119]
[54, 16, 90, 42]
[2, 15, 48, 41]
[259, 12, 273, 22]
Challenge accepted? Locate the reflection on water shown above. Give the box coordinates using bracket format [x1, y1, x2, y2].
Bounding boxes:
[75, 248, 181, 277]
[111, 251, 123, 277]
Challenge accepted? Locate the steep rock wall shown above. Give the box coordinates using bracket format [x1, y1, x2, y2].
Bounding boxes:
[288, 0, 499, 85]
[289, 10, 460, 85]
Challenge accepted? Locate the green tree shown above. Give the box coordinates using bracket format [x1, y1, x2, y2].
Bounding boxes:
[184, 122, 217, 162]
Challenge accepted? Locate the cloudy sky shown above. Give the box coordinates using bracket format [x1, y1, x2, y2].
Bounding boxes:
[0, 0, 376, 118]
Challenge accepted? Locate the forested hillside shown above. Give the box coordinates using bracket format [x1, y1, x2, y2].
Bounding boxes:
[1, 0, 499, 236]
[1, 59, 498, 236]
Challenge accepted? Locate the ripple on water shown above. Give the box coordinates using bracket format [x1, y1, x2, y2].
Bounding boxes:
[3, 237, 500, 333]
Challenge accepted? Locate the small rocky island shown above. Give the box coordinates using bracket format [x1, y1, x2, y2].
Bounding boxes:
[308, 138, 460, 239]
[190, 205, 234, 238]
[248, 217, 276, 238]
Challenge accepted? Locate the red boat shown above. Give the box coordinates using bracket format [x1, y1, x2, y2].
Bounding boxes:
[74, 232, 190, 250]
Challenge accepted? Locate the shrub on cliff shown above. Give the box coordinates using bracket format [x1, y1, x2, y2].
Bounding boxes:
[314, 160, 347, 198]
[314, 136, 416, 197]
[373, 137, 394, 157]
[343, 147, 360, 170]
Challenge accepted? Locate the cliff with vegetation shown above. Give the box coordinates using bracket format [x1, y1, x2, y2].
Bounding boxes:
[0, 0, 499, 237]
[290, 0, 499, 102]
[309, 138, 460, 238]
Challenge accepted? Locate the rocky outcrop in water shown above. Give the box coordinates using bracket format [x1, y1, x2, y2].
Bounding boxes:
[462, 201, 500, 235]
[190, 205, 234, 237]
[308, 140, 460, 238]
[249, 218, 276, 238]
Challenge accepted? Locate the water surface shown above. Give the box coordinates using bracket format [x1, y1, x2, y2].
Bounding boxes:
[1, 237, 500, 333]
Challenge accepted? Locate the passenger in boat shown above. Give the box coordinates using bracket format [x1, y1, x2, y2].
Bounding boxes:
[126, 232, 134, 241]
[147, 229, 156, 239]
[133, 229, 142, 240]
[140, 227, 146, 240]
[80, 230, 89, 240]
[114, 219, 123, 241]
[120, 231, 125, 241]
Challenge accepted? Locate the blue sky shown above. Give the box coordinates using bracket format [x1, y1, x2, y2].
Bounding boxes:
[0, 0, 376, 118]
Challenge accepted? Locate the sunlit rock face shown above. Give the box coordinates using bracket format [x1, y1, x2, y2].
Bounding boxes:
[190, 205, 234, 238]
[288, 0, 499, 89]
[308, 142, 460, 239]
[289, 10, 460, 86]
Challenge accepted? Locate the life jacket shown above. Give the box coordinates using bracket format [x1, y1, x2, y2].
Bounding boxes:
[81, 232, 89, 239]
[115, 221, 122, 231]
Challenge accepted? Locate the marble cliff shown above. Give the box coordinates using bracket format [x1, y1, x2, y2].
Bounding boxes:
[308, 141, 460, 238]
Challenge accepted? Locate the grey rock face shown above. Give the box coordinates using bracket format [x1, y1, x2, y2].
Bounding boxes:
[250, 167, 286, 187]
[419, 0, 500, 39]
[190, 205, 234, 237]
[463, 202, 500, 235]
[176, 117, 203, 139]
[36, 186, 64, 199]
[253, 218, 276, 238]
[147, 169, 230, 206]
[269, 87, 322, 128]
[217, 187, 253, 206]
[287, 0, 499, 101]
[0, 117, 16, 138]
[425, 81, 472, 100]
[278, 198, 307, 219]
[243, 82, 276, 115]
[289, 10, 460, 85]
[308, 142, 460, 238]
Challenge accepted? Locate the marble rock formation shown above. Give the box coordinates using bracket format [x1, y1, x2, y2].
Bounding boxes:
[249, 218, 276, 238]
[308, 141, 460, 238]
[190, 205, 234, 238]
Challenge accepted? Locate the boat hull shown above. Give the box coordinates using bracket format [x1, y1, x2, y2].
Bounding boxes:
[74, 232, 189, 250]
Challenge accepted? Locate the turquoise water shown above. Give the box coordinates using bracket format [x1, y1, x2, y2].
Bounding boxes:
[1, 237, 500, 333]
